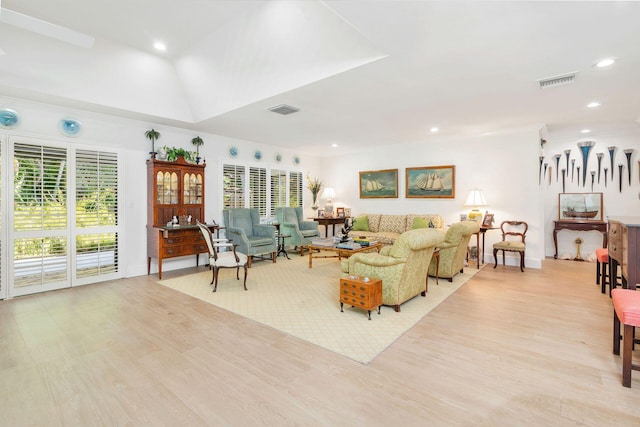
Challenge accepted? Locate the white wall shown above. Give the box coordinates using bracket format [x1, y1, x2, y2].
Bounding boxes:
[319, 127, 544, 268]
[542, 128, 640, 260]
[0, 96, 321, 278]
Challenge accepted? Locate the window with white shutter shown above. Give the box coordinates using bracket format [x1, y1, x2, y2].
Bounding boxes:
[223, 164, 245, 209]
[270, 169, 286, 216]
[249, 166, 267, 217]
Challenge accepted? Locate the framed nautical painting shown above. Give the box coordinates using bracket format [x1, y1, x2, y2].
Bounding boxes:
[558, 192, 603, 221]
[405, 165, 455, 198]
[359, 169, 398, 199]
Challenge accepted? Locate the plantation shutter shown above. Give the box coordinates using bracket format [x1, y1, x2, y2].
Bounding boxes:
[249, 166, 267, 216]
[223, 164, 245, 209]
[13, 143, 68, 287]
[75, 150, 119, 278]
[270, 169, 286, 216]
[289, 171, 303, 207]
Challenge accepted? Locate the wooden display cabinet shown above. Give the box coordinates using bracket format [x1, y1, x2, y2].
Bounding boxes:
[147, 156, 209, 279]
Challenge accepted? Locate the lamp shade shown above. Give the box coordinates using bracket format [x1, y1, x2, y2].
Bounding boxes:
[321, 187, 336, 200]
[464, 189, 487, 207]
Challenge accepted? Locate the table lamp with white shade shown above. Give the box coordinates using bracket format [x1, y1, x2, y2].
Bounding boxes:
[464, 188, 487, 222]
[321, 187, 336, 216]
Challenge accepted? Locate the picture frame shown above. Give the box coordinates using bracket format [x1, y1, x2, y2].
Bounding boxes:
[336, 207, 345, 218]
[405, 165, 455, 198]
[558, 192, 603, 221]
[344, 208, 352, 217]
[481, 213, 494, 228]
[460, 214, 468, 221]
[317, 209, 325, 218]
[359, 169, 398, 198]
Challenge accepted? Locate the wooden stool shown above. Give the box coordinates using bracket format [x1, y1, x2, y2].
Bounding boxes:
[612, 289, 640, 387]
[596, 248, 609, 294]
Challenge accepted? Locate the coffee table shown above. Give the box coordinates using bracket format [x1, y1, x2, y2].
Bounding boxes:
[307, 242, 382, 268]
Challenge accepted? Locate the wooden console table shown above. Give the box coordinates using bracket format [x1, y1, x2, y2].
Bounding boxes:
[608, 217, 640, 290]
[553, 220, 607, 259]
[311, 217, 350, 237]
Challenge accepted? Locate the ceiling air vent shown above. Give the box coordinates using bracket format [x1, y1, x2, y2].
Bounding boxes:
[537, 72, 577, 89]
[268, 104, 300, 115]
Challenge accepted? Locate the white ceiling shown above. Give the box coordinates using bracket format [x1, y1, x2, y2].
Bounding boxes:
[1, 1, 639, 155]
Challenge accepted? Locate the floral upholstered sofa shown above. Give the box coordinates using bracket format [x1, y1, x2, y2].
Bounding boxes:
[350, 213, 445, 245]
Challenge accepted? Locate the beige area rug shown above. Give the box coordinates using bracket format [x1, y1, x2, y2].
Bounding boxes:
[157, 255, 482, 364]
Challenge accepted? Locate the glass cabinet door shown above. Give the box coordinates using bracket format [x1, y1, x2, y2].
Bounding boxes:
[183, 173, 202, 205]
[156, 171, 179, 204]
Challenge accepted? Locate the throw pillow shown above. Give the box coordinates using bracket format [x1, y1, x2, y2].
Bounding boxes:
[352, 215, 369, 231]
[412, 217, 430, 229]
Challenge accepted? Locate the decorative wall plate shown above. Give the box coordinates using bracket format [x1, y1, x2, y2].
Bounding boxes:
[229, 146, 238, 158]
[59, 118, 82, 137]
[293, 156, 300, 165]
[0, 108, 19, 128]
[274, 153, 282, 163]
[254, 150, 262, 160]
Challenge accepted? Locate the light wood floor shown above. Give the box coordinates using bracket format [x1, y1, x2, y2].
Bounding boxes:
[1, 258, 639, 426]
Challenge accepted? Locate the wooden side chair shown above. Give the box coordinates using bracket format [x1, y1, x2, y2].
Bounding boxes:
[197, 221, 248, 292]
[612, 288, 640, 387]
[493, 220, 528, 272]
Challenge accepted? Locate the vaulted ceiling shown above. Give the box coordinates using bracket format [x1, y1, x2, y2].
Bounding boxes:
[1, 1, 639, 155]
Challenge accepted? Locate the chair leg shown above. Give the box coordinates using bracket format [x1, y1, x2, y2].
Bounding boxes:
[493, 248, 498, 269]
[213, 267, 220, 292]
[242, 265, 248, 290]
[247, 256, 252, 268]
[601, 261, 608, 294]
[502, 250, 506, 267]
[623, 323, 634, 387]
[614, 308, 621, 355]
[272, 251, 276, 263]
[596, 261, 601, 285]
[210, 266, 215, 285]
[519, 251, 524, 272]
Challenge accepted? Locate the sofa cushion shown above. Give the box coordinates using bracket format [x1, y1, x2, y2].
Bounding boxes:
[353, 215, 370, 231]
[411, 217, 431, 229]
[406, 214, 443, 231]
[365, 214, 382, 232]
[379, 215, 406, 234]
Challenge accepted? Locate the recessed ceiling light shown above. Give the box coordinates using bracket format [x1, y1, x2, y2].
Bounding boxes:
[430, 127, 439, 133]
[596, 58, 615, 68]
[153, 42, 166, 51]
[331, 143, 338, 148]
[580, 129, 591, 134]
[587, 101, 601, 108]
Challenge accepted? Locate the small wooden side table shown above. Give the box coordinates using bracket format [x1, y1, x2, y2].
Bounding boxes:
[340, 275, 382, 320]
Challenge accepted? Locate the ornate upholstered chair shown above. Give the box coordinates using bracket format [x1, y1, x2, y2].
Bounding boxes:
[428, 221, 480, 282]
[196, 221, 248, 292]
[340, 228, 445, 312]
[222, 208, 277, 267]
[275, 207, 320, 256]
[493, 220, 528, 272]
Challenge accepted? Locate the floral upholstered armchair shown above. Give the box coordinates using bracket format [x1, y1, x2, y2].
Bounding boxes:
[341, 228, 445, 312]
[275, 207, 320, 256]
[428, 221, 480, 282]
[222, 208, 277, 267]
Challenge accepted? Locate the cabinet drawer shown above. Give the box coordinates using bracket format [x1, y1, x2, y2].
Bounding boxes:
[341, 294, 370, 307]
[189, 243, 208, 253]
[163, 236, 187, 246]
[161, 246, 184, 257]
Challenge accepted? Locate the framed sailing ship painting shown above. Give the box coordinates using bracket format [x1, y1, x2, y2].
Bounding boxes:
[406, 165, 455, 198]
[558, 192, 603, 221]
[359, 169, 398, 198]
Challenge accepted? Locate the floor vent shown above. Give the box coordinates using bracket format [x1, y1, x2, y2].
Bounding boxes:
[268, 104, 300, 115]
[538, 72, 577, 89]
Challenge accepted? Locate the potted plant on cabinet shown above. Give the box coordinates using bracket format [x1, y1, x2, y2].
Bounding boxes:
[191, 136, 204, 164]
[145, 128, 161, 159]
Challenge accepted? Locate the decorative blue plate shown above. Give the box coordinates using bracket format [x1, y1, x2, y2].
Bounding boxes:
[0, 108, 19, 128]
[274, 153, 282, 163]
[229, 146, 238, 157]
[59, 118, 81, 137]
[254, 150, 262, 160]
[293, 156, 300, 165]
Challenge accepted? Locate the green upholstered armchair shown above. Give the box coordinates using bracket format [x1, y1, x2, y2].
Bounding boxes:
[275, 207, 320, 256]
[341, 228, 445, 312]
[222, 208, 277, 267]
[428, 221, 480, 282]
